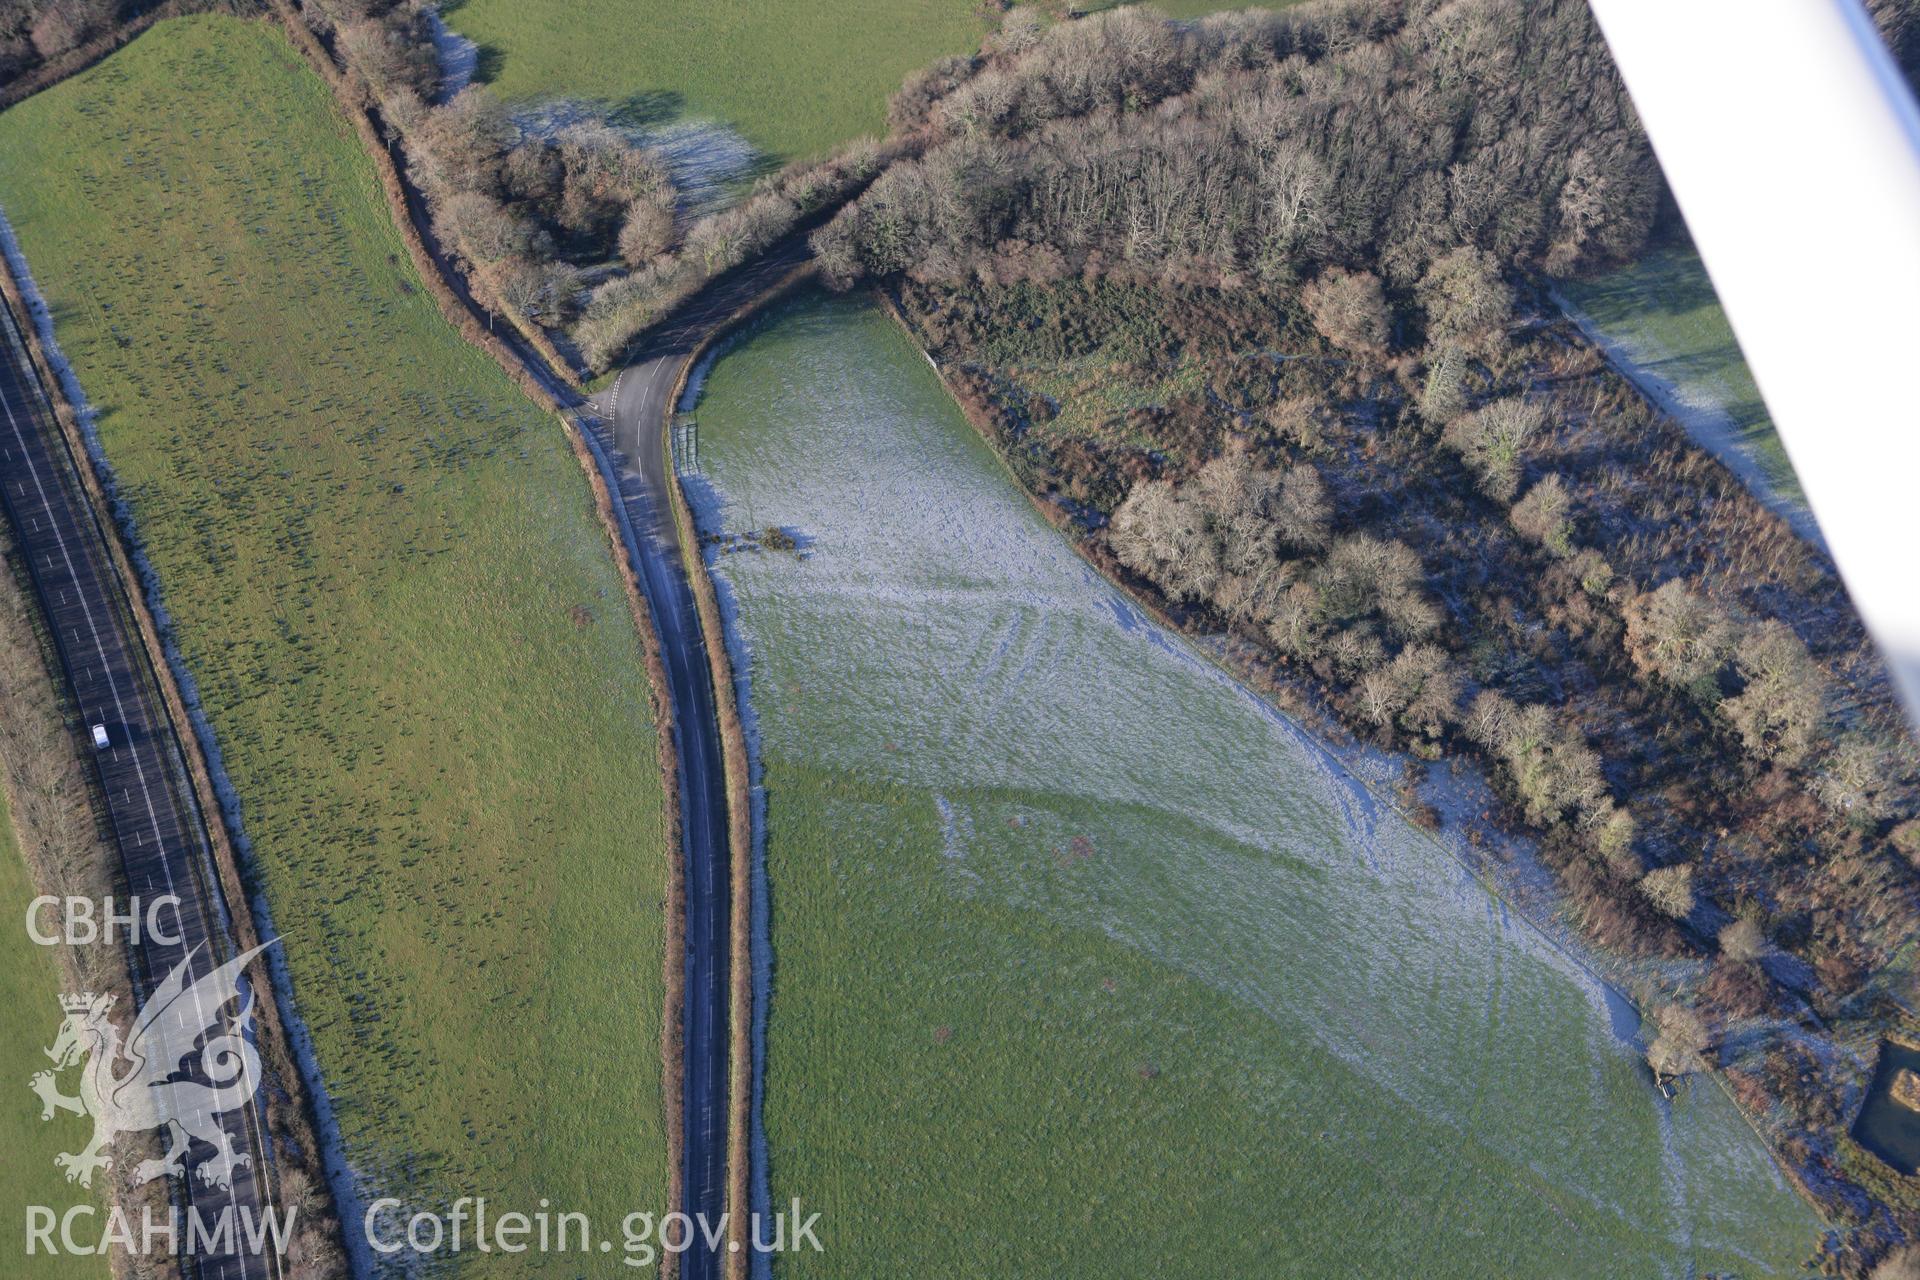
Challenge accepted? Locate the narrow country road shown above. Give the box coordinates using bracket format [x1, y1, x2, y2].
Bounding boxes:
[0, 296, 282, 1280]
[578, 243, 809, 1280]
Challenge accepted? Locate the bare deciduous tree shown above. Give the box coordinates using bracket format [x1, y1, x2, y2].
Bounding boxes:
[442, 190, 525, 263]
[618, 197, 677, 267]
[1813, 733, 1907, 819]
[26, 0, 112, 59]
[1510, 472, 1573, 556]
[556, 123, 673, 241]
[1266, 582, 1323, 659]
[1622, 579, 1736, 691]
[1109, 480, 1219, 602]
[1646, 1003, 1710, 1079]
[1301, 267, 1389, 355]
[1273, 464, 1331, 551]
[1417, 247, 1510, 352]
[1319, 534, 1438, 640]
[1720, 620, 1826, 766]
[415, 87, 513, 199]
[1381, 643, 1461, 738]
[1419, 344, 1469, 425]
[1719, 915, 1767, 962]
[1441, 396, 1543, 501]
[1569, 548, 1614, 597]
[1639, 864, 1695, 920]
[1466, 691, 1611, 828]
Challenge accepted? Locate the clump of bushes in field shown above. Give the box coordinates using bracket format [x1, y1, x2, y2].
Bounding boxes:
[299, 0, 679, 332]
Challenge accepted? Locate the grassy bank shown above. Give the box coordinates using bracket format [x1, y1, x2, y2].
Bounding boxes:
[443, 0, 991, 161]
[0, 800, 105, 1279]
[0, 515, 124, 1276]
[0, 15, 670, 1266]
[690, 293, 1819, 1277]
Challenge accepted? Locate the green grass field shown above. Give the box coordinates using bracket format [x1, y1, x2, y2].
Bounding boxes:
[0, 16, 670, 1268]
[443, 0, 993, 161]
[0, 798, 106, 1278]
[1558, 243, 1811, 531]
[690, 293, 1820, 1277]
[438, 1, 1297, 164]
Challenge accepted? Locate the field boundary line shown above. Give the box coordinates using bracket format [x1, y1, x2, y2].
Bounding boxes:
[264, 8, 714, 1268]
[264, 2, 582, 399]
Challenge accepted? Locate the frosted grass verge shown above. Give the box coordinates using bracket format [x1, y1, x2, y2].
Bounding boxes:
[424, 5, 479, 104]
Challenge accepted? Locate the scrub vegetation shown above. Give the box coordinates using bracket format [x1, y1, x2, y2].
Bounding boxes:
[0, 15, 671, 1267]
[813, 2, 1920, 1269]
[814, 2, 1660, 290]
[0, 0, 247, 106]
[289, 0, 1309, 379]
[295, 0, 897, 374]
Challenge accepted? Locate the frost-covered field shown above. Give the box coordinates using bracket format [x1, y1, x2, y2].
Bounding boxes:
[506, 100, 760, 217]
[689, 292, 1820, 1277]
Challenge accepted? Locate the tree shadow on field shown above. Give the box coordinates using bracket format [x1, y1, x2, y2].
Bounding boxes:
[471, 42, 506, 85]
[1633, 252, 1723, 322]
[605, 91, 685, 131]
[605, 93, 785, 180]
[735, 149, 785, 184]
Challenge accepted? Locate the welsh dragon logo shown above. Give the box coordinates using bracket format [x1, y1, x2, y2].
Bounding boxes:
[29, 940, 272, 1191]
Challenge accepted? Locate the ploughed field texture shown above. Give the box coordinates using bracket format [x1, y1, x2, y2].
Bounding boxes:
[441, 0, 990, 161]
[0, 16, 671, 1269]
[0, 801, 105, 1278]
[687, 293, 1820, 1278]
[1557, 243, 1811, 537]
